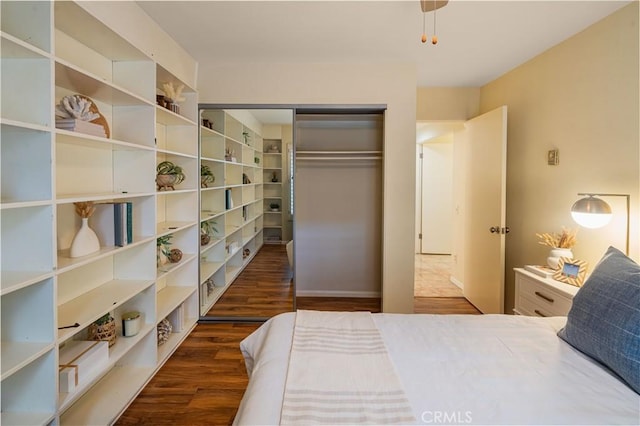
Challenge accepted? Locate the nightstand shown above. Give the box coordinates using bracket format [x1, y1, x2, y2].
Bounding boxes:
[514, 268, 580, 317]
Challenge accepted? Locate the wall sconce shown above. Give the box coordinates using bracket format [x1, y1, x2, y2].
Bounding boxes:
[570, 193, 630, 255]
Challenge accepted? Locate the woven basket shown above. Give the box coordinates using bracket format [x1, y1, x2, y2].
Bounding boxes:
[88, 317, 116, 347]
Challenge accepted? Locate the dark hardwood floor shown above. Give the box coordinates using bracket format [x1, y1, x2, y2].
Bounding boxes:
[117, 247, 480, 425]
[205, 244, 293, 318]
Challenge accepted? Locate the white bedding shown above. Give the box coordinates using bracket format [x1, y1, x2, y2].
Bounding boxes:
[234, 313, 640, 425]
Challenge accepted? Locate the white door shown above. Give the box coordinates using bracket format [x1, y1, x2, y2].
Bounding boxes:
[462, 106, 508, 314]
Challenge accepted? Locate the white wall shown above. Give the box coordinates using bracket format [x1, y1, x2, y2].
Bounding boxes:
[198, 62, 417, 313]
[418, 134, 454, 254]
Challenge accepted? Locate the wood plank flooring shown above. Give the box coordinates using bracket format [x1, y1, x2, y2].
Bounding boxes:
[117, 248, 480, 426]
[205, 245, 293, 318]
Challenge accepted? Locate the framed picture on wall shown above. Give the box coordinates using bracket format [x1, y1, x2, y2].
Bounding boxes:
[553, 257, 588, 287]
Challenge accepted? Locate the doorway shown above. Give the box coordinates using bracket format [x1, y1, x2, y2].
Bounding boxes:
[414, 121, 464, 298]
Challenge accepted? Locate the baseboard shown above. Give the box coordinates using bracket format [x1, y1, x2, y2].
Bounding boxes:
[450, 276, 464, 290]
[296, 290, 381, 298]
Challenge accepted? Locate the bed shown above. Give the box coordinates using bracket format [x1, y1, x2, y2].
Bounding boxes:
[234, 247, 640, 425]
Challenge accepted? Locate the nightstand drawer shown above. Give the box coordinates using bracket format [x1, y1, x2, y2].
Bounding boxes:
[518, 277, 573, 315]
[514, 268, 578, 317]
[517, 293, 568, 317]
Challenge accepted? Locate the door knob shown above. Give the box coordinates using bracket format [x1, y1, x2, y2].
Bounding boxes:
[490, 226, 500, 234]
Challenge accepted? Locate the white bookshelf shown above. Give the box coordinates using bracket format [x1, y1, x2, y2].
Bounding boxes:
[263, 139, 285, 243]
[198, 109, 265, 315]
[0, 2, 199, 424]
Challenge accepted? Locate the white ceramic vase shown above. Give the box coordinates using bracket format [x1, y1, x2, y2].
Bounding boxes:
[70, 217, 100, 258]
[547, 248, 573, 269]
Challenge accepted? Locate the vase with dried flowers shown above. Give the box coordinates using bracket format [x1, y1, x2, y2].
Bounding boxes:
[536, 227, 577, 269]
[70, 201, 100, 258]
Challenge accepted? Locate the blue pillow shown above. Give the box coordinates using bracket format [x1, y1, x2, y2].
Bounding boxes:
[558, 246, 640, 394]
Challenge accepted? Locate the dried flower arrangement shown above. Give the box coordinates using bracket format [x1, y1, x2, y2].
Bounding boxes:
[536, 227, 577, 249]
[74, 201, 95, 218]
[161, 82, 185, 103]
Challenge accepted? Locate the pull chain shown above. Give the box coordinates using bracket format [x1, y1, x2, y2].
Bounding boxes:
[421, 11, 427, 43]
[432, 0, 438, 44]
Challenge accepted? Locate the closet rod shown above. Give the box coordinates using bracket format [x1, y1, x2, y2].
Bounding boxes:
[296, 150, 382, 155]
[296, 156, 382, 161]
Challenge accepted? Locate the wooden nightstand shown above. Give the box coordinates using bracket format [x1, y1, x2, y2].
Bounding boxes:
[514, 268, 580, 317]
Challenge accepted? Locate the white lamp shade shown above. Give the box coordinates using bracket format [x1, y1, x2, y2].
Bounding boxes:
[570, 196, 613, 229]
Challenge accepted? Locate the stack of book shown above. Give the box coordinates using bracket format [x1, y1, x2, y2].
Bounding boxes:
[90, 202, 133, 247]
[56, 119, 107, 138]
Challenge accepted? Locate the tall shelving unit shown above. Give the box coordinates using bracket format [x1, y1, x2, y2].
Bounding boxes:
[0, 2, 199, 424]
[198, 109, 264, 315]
[262, 139, 284, 243]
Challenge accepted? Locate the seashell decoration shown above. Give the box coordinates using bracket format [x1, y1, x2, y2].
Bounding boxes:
[55, 94, 111, 138]
[56, 95, 100, 121]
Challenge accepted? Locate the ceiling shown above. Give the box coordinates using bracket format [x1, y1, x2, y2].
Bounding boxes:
[137, 0, 630, 88]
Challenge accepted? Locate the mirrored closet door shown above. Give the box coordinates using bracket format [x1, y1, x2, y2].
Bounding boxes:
[197, 106, 294, 321]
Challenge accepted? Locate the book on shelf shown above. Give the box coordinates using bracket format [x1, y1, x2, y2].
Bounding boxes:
[91, 202, 133, 247]
[225, 189, 233, 209]
[56, 118, 107, 138]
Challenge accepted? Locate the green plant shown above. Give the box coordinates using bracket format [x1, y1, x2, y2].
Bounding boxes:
[270, 202, 280, 210]
[254, 156, 260, 164]
[157, 234, 173, 257]
[200, 164, 215, 187]
[156, 161, 185, 184]
[242, 131, 251, 145]
[94, 313, 113, 326]
[201, 220, 218, 236]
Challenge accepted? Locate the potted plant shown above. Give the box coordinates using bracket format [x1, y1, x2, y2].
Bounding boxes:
[270, 202, 280, 212]
[254, 156, 260, 165]
[201, 164, 215, 188]
[156, 161, 185, 191]
[157, 234, 173, 266]
[200, 220, 218, 246]
[88, 313, 116, 347]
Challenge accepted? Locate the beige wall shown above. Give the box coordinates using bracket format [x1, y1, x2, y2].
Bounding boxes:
[480, 2, 639, 313]
[417, 87, 480, 121]
[198, 62, 417, 313]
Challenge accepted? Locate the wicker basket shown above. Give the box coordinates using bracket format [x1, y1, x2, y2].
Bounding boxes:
[88, 316, 116, 347]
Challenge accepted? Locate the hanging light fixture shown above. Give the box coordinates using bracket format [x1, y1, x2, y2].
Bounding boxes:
[420, 0, 448, 45]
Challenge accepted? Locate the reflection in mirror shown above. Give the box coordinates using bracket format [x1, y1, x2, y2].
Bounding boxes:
[198, 106, 294, 321]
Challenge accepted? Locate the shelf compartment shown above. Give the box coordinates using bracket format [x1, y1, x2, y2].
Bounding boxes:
[157, 286, 197, 323]
[156, 105, 197, 127]
[1, 124, 52, 204]
[56, 137, 155, 198]
[199, 267, 226, 314]
[200, 241, 226, 284]
[1, 2, 52, 53]
[157, 253, 197, 280]
[200, 159, 224, 189]
[1, 349, 56, 426]
[55, 1, 154, 102]
[56, 196, 156, 268]
[59, 340, 156, 424]
[157, 190, 198, 227]
[57, 248, 155, 342]
[1, 205, 54, 294]
[155, 120, 198, 159]
[201, 127, 225, 161]
[1, 278, 55, 380]
[1, 36, 52, 127]
[156, 153, 198, 192]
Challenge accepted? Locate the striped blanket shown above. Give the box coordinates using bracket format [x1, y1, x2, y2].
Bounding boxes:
[280, 310, 416, 425]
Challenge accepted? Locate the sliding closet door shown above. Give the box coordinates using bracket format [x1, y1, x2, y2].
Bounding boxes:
[294, 112, 383, 298]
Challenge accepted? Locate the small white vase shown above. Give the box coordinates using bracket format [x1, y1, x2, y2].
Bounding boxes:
[547, 248, 573, 269]
[70, 217, 100, 258]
